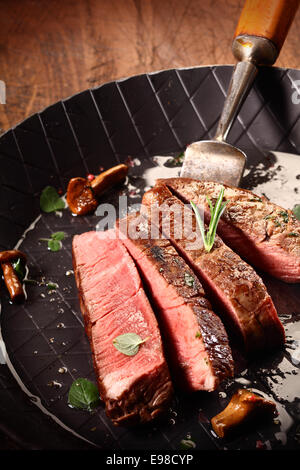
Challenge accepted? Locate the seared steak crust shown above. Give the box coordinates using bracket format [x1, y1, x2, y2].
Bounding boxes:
[158, 178, 300, 283]
[142, 184, 285, 354]
[118, 214, 233, 391]
[72, 230, 173, 426]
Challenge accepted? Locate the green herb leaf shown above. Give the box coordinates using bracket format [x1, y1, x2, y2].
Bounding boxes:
[190, 201, 206, 248]
[51, 231, 65, 241]
[39, 231, 65, 252]
[46, 282, 59, 290]
[293, 204, 300, 221]
[48, 239, 62, 252]
[206, 196, 214, 214]
[68, 378, 100, 411]
[184, 272, 195, 287]
[195, 331, 202, 339]
[191, 187, 227, 252]
[113, 333, 149, 356]
[40, 186, 65, 213]
[165, 152, 185, 167]
[12, 258, 25, 281]
[180, 439, 196, 450]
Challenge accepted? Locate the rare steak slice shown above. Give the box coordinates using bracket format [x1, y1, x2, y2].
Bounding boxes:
[142, 184, 285, 355]
[118, 214, 234, 392]
[72, 229, 173, 425]
[158, 178, 300, 283]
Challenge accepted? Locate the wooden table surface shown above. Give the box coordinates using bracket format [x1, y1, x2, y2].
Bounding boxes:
[0, 0, 299, 450]
[1, 0, 300, 133]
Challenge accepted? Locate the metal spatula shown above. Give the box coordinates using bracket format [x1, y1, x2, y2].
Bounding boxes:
[180, 0, 300, 186]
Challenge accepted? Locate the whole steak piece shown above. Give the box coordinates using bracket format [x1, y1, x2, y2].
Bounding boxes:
[142, 184, 285, 355]
[158, 178, 300, 283]
[72, 229, 173, 426]
[118, 213, 234, 392]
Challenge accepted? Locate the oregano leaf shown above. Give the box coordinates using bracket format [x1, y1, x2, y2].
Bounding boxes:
[51, 231, 65, 241]
[113, 333, 149, 356]
[48, 239, 62, 252]
[46, 282, 59, 290]
[68, 378, 100, 412]
[12, 258, 25, 281]
[40, 186, 65, 213]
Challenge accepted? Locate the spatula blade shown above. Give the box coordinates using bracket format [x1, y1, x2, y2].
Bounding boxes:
[180, 140, 246, 186]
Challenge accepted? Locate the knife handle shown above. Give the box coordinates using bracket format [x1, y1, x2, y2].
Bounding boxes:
[235, 0, 300, 53]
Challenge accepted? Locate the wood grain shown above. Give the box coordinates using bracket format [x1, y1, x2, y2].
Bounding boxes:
[235, 0, 300, 50]
[0, 0, 299, 133]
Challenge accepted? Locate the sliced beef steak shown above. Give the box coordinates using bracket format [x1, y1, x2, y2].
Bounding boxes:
[72, 230, 173, 425]
[158, 178, 300, 283]
[118, 214, 234, 392]
[142, 184, 285, 355]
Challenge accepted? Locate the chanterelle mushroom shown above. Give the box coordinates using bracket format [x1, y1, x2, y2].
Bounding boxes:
[211, 388, 277, 438]
[66, 164, 128, 215]
[0, 250, 27, 302]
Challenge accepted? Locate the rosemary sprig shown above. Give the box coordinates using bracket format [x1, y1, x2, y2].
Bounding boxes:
[191, 186, 227, 252]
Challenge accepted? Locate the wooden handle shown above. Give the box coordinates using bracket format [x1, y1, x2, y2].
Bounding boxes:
[235, 0, 300, 52]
